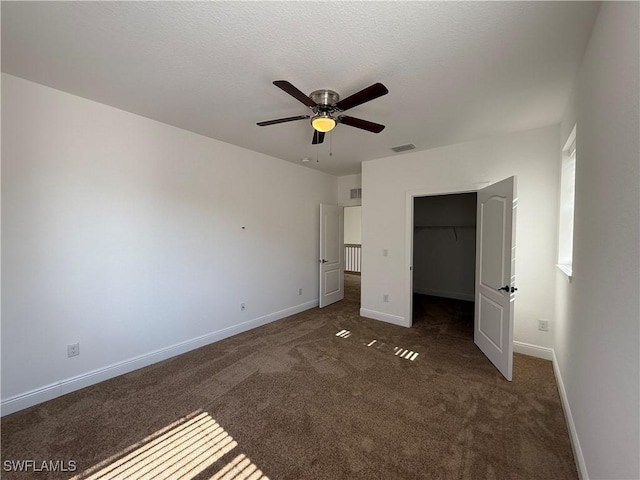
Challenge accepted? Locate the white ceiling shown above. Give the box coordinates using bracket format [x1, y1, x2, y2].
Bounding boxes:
[1, 1, 599, 176]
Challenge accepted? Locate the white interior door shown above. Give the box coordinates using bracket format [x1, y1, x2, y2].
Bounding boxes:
[319, 204, 344, 308]
[474, 177, 517, 380]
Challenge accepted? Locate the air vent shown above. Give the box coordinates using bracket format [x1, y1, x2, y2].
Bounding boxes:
[350, 188, 362, 199]
[391, 143, 416, 153]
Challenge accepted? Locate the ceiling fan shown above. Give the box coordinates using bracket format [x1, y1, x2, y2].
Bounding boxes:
[257, 80, 389, 145]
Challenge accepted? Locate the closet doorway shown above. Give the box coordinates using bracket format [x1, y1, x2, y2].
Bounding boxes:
[406, 178, 516, 379]
[411, 193, 477, 338]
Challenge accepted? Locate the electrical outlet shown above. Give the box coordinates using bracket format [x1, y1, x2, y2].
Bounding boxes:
[298, 288, 302, 296]
[383, 249, 388, 257]
[538, 319, 550, 332]
[67, 343, 80, 357]
[383, 294, 389, 303]
[241, 303, 246, 311]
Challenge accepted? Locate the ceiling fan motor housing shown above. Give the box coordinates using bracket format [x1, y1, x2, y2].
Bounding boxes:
[310, 90, 340, 111]
[309, 90, 340, 132]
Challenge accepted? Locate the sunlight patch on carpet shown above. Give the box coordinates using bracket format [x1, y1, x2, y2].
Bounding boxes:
[334, 328, 420, 362]
[394, 347, 419, 361]
[335, 329, 352, 338]
[72, 410, 268, 480]
[210, 454, 268, 480]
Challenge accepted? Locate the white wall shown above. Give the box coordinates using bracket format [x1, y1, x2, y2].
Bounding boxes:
[413, 194, 476, 301]
[337, 174, 362, 207]
[554, 3, 639, 479]
[1, 74, 337, 413]
[361, 125, 559, 348]
[344, 206, 362, 245]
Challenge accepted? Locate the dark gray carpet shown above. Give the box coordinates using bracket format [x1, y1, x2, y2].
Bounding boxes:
[1, 274, 577, 479]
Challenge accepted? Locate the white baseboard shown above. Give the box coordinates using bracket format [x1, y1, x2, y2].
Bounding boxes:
[551, 350, 588, 480]
[513, 341, 554, 360]
[1, 299, 318, 416]
[360, 308, 408, 327]
[413, 287, 474, 302]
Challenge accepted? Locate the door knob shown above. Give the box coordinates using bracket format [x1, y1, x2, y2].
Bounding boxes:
[321, 259, 328, 263]
[510, 287, 518, 293]
[498, 285, 510, 292]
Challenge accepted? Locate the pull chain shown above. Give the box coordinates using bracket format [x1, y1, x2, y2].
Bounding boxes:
[329, 131, 333, 156]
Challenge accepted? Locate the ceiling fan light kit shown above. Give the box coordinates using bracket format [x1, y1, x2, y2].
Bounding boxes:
[257, 80, 388, 144]
[311, 113, 336, 133]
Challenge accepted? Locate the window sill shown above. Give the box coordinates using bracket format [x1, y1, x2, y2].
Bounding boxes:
[556, 264, 573, 282]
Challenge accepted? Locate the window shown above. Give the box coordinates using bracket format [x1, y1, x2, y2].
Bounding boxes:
[557, 125, 576, 280]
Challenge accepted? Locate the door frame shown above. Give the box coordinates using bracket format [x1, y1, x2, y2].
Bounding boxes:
[404, 182, 490, 326]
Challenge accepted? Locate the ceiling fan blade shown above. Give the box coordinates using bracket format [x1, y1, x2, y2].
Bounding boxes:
[335, 83, 388, 111]
[312, 130, 326, 145]
[273, 80, 317, 108]
[338, 115, 385, 133]
[257, 115, 310, 126]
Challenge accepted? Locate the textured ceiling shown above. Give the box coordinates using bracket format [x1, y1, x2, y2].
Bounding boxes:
[1, 1, 600, 176]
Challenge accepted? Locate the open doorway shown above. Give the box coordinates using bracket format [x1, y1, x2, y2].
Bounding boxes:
[405, 177, 516, 380]
[412, 193, 477, 339]
[343, 205, 362, 307]
[344, 206, 361, 275]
